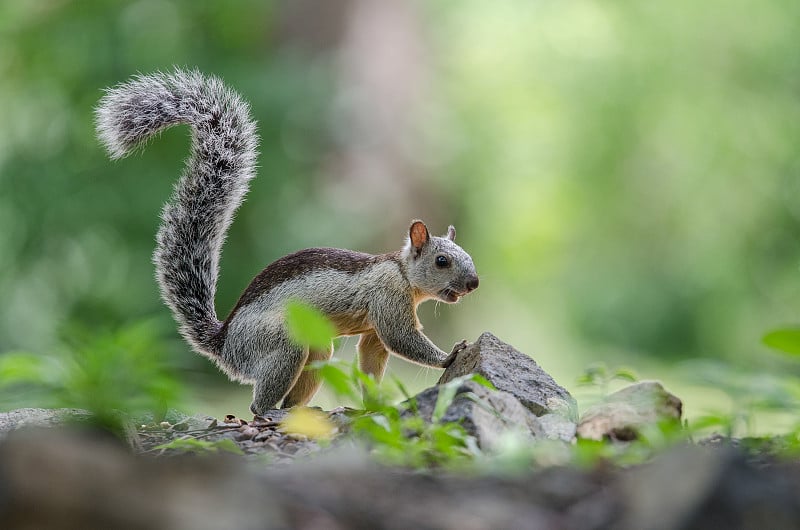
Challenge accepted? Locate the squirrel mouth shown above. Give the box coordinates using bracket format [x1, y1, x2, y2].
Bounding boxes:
[438, 288, 462, 303]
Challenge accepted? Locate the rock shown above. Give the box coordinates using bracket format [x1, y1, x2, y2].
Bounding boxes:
[4, 427, 800, 530]
[0, 428, 281, 529]
[618, 445, 800, 530]
[0, 428, 598, 529]
[168, 413, 217, 431]
[405, 381, 545, 451]
[439, 332, 577, 420]
[538, 413, 578, 443]
[0, 408, 92, 439]
[576, 381, 682, 441]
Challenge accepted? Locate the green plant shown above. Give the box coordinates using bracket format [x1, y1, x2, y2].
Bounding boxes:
[576, 362, 639, 400]
[681, 358, 800, 438]
[281, 293, 488, 467]
[285, 299, 338, 351]
[153, 437, 244, 456]
[0, 319, 184, 435]
[763, 327, 800, 357]
[312, 359, 486, 468]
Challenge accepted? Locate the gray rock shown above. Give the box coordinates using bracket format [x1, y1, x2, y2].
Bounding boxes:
[0, 408, 92, 439]
[0, 428, 282, 529]
[538, 413, 578, 443]
[439, 332, 577, 420]
[159, 412, 217, 432]
[406, 380, 545, 451]
[617, 445, 800, 530]
[4, 428, 799, 530]
[577, 381, 682, 441]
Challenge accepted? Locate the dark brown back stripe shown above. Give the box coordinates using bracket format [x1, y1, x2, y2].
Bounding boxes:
[219, 248, 401, 327]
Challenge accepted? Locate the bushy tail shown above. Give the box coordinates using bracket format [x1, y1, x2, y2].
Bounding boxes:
[95, 69, 258, 357]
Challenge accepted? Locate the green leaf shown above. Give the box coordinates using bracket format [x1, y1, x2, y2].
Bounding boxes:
[576, 363, 608, 386]
[613, 367, 639, 383]
[285, 300, 336, 350]
[432, 386, 458, 423]
[154, 437, 244, 455]
[432, 376, 467, 423]
[686, 413, 733, 434]
[370, 414, 392, 433]
[763, 328, 800, 356]
[469, 373, 496, 390]
[0, 352, 50, 386]
[392, 375, 413, 401]
[308, 360, 359, 401]
[432, 373, 495, 423]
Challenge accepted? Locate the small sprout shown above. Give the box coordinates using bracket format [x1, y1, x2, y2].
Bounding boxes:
[613, 367, 639, 383]
[154, 437, 244, 456]
[577, 362, 639, 395]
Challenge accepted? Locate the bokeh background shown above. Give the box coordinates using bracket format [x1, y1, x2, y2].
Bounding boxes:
[2, 1, 799, 430]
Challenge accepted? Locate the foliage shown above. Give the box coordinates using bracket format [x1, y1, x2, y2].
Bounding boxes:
[680, 357, 800, 438]
[311, 359, 486, 469]
[154, 437, 244, 456]
[576, 362, 639, 400]
[763, 327, 800, 357]
[285, 301, 800, 469]
[0, 319, 184, 434]
[735, 431, 800, 460]
[285, 299, 337, 351]
[284, 302, 478, 467]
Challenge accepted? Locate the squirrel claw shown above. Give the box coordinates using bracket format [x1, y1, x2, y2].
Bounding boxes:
[442, 339, 469, 368]
[451, 339, 469, 353]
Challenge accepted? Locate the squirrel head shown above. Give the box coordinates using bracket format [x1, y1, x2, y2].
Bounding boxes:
[401, 220, 479, 304]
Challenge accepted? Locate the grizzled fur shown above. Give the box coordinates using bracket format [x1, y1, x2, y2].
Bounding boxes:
[95, 70, 479, 414]
[95, 69, 257, 356]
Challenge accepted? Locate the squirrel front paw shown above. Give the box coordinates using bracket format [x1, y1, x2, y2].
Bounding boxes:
[442, 339, 469, 368]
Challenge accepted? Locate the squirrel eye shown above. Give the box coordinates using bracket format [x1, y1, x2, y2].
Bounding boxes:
[435, 255, 450, 268]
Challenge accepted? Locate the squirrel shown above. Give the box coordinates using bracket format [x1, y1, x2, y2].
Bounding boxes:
[94, 69, 479, 414]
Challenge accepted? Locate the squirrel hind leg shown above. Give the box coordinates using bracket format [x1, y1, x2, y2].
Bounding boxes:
[357, 331, 390, 383]
[248, 341, 309, 416]
[281, 344, 333, 409]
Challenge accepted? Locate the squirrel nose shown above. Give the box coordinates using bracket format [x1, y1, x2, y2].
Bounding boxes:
[465, 276, 479, 292]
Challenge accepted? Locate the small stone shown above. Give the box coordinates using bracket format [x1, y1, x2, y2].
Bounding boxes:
[235, 426, 260, 441]
[254, 431, 275, 443]
[576, 381, 683, 441]
[170, 414, 216, 432]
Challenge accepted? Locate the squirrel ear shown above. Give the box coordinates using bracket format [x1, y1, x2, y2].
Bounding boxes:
[445, 225, 456, 241]
[408, 220, 430, 255]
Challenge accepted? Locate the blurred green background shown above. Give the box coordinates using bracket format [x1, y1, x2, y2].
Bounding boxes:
[1, 1, 799, 430]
